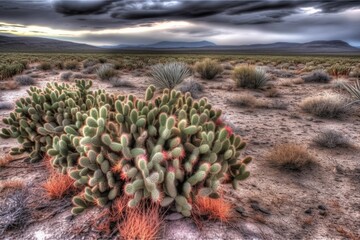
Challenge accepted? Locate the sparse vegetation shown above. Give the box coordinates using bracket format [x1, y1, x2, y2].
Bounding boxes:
[232, 66, 268, 89]
[96, 64, 116, 81]
[313, 129, 351, 148]
[0, 63, 26, 80]
[194, 58, 223, 80]
[14, 75, 35, 86]
[267, 143, 315, 170]
[302, 70, 331, 83]
[149, 62, 191, 89]
[300, 93, 349, 118]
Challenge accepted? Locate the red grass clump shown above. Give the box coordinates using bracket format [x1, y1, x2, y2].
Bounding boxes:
[194, 196, 233, 222]
[43, 172, 74, 199]
[0, 154, 14, 167]
[118, 202, 163, 240]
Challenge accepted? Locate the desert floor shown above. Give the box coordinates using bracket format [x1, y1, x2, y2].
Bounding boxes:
[0, 61, 359, 240]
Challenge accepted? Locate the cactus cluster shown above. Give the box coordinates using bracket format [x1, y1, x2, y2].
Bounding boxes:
[0, 80, 251, 217]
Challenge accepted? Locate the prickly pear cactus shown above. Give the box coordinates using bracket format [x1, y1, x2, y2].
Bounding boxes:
[1, 80, 251, 216]
[49, 85, 251, 216]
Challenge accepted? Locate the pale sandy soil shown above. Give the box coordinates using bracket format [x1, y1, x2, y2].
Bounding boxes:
[0, 63, 359, 240]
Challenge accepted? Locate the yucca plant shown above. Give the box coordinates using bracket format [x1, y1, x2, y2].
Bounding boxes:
[149, 62, 191, 89]
[342, 80, 360, 105]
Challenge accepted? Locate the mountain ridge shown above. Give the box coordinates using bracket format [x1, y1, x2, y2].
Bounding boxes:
[0, 35, 358, 53]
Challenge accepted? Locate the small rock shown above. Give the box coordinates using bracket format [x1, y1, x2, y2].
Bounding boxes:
[318, 205, 327, 211]
[165, 213, 184, 221]
[251, 203, 271, 215]
[304, 208, 312, 214]
[319, 210, 327, 216]
[306, 117, 313, 121]
[235, 206, 248, 217]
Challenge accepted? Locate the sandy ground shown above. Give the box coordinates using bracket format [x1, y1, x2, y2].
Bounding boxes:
[0, 63, 359, 239]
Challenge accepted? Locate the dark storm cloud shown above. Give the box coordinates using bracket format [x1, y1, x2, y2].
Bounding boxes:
[0, 0, 360, 45]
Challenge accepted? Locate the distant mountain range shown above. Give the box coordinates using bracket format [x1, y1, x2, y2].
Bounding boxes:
[0, 35, 359, 54]
[0, 35, 99, 52]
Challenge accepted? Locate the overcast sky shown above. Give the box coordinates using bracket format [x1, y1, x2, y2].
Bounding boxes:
[0, 0, 359, 46]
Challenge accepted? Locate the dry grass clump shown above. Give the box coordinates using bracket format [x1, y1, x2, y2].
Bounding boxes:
[228, 93, 258, 107]
[267, 143, 315, 170]
[37, 62, 52, 71]
[0, 81, 18, 90]
[178, 79, 204, 98]
[194, 58, 223, 80]
[0, 190, 29, 235]
[313, 129, 351, 148]
[232, 66, 268, 89]
[194, 196, 232, 222]
[64, 60, 79, 70]
[302, 70, 331, 83]
[265, 88, 280, 98]
[110, 77, 135, 88]
[43, 172, 74, 199]
[118, 203, 162, 240]
[14, 75, 35, 86]
[149, 62, 191, 89]
[0, 179, 24, 192]
[300, 93, 349, 118]
[96, 64, 116, 81]
[0, 154, 14, 167]
[53, 61, 64, 70]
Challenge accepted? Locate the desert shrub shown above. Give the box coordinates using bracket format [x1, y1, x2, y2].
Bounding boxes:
[82, 65, 98, 75]
[178, 79, 204, 98]
[302, 70, 331, 83]
[327, 64, 351, 77]
[14, 75, 35, 86]
[313, 129, 350, 148]
[60, 72, 73, 81]
[149, 62, 191, 89]
[222, 63, 234, 70]
[194, 58, 223, 80]
[232, 66, 268, 89]
[83, 59, 99, 68]
[98, 57, 107, 63]
[96, 64, 116, 81]
[53, 61, 64, 70]
[267, 143, 315, 170]
[0, 63, 26, 80]
[110, 77, 134, 88]
[0, 102, 13, 110]
[37, 62, 52, 71]
[300, 93, 349, 118]
[64, 60, 79, 70]
[342, 80, 360, 103]
[0, 81, 251, 217]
